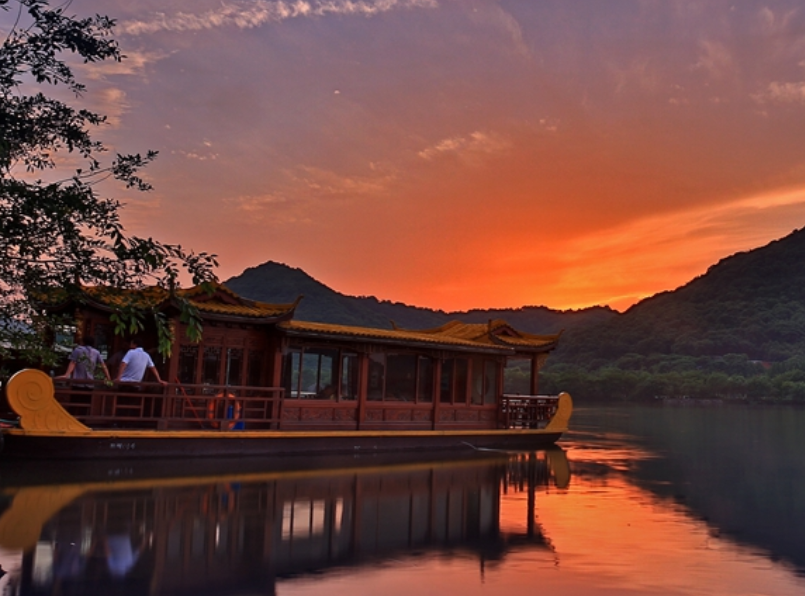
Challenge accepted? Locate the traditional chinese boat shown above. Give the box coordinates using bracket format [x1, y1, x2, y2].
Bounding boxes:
[0, 283, 572, 459]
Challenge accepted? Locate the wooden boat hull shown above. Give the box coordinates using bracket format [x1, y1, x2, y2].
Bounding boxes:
[1, 369, 571, 460]
[0, 427, 564, 460]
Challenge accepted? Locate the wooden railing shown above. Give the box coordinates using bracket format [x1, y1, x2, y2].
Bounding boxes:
[499, 394, 560, 429]
[52, 382, 561, 432]
[53, 380, 284, 431]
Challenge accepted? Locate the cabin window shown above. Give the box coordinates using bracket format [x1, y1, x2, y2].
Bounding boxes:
[340, 352, 359, 400]
[284, 351, 302, 397]
[440, 358, 468, 404]
[456, 359, 469, 404]
[418, 356, 434, 402]
[305, 349, 337, 397]
[386, 354, 417, 401]
[367, 353, 385, 401]
[369, 353, 434, 402]
[178, 345, 199, 385]
[283, 347, 340, 399]
[179, 345, 251, 387]
[471, 358, 484, 405]
[439, 359, 454, 403]
[471, 357, 499, 405]
[203, 347, 222, 385]
[484, 360, 498, 405]
[303, 352, 324, 394]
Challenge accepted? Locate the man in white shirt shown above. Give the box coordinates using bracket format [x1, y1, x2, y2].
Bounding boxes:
[115, 338, 168, 385]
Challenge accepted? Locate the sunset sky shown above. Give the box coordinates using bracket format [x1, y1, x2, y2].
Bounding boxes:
[10, 0, 805, 311]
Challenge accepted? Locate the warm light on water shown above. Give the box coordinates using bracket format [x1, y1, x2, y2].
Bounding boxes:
[277, 436, 805, 596]
[530, 450, 802, 596]
[1, 404, 804, 595]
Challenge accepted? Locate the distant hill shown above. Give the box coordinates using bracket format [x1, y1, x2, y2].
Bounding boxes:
[554, 226, 805, 366]
[537, 226, 805, 401]
[224, 262, 616, 334]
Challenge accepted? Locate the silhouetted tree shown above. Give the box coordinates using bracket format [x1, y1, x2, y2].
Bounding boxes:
[0, 0, 217, 365]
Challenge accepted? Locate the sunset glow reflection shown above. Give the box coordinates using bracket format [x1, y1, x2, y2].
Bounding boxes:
[278, 451, 805, 596]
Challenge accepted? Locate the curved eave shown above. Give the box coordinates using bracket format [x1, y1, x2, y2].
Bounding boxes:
[193, 310, 296, 325]
[163, 296, 298, 324]
[492, 339, 560, 354]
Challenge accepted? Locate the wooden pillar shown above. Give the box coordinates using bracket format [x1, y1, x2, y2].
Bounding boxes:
[270, 345, 283, 387]
[194, 334, 204, 385]
[357, 352, 369, 429]
[496, 358, 505, 397]
[218, 341, 229, 386]
[432, 358, 442, 430]
[530, 355, 539, 396]
[271, 341, 284, 429]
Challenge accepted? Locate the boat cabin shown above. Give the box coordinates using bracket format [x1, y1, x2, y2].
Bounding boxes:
[45, 283, 562, 432]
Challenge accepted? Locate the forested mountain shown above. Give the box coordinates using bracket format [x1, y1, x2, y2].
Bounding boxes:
[225, 262, 616, 333]
[227, 227, 805, 401]
[555, 226, 805, 365]
[543, 227, 805, 401]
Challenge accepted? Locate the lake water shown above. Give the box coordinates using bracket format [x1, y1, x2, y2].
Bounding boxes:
[1, 403, 804, 595]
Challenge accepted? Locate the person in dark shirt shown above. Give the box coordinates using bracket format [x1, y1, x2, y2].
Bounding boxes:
[57, 337, 110, 385]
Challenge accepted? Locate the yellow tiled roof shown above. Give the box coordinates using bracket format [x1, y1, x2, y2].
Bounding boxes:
[492, 334, 560, 348]
[407, 319, 560, 351]
[281, 318, 560, 353]
[174, 284, 298, 319]
[186, 298, 297, 319]
[81, 285, 166, 308]
[53, 283, 298, 321]
[279, 320, 490, 349]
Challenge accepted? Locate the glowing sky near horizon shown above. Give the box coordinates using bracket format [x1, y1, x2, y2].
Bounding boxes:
[10, 0, 805, 312]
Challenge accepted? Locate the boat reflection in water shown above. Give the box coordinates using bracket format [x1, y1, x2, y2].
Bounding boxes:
[0, 449, 569, 596]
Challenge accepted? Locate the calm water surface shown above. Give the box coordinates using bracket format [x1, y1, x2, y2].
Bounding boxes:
[1, 403, 804, 595]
